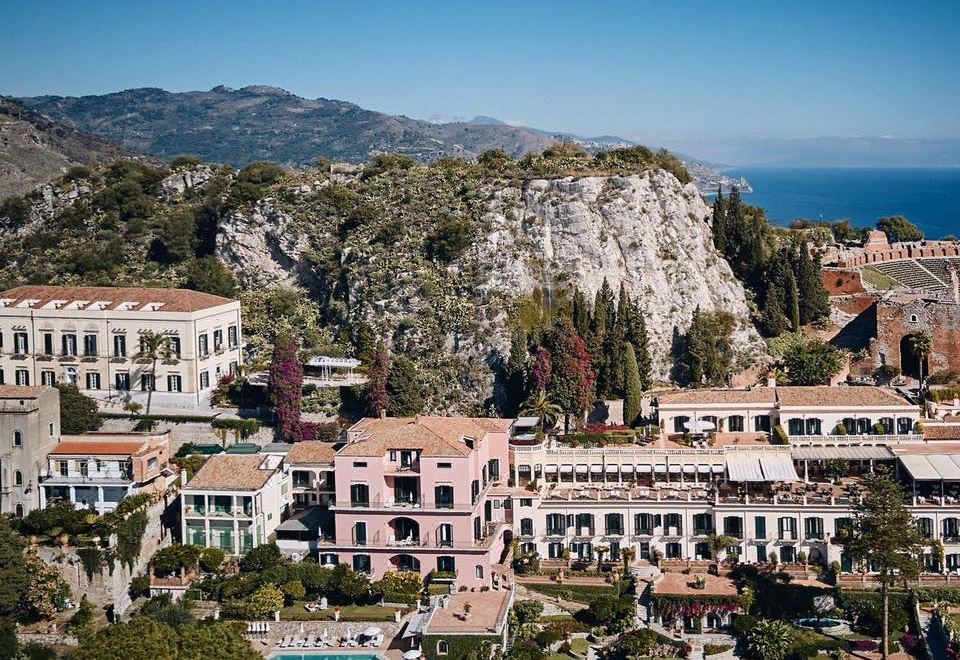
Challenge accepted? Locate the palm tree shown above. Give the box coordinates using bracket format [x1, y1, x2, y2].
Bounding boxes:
[908, 332, 933, 386]
[135, 331, 171, 416]
[620, 547, 636, 571]
[594, 543, 609, 569]
[520, 390, 562, 430]
[706, 533, 738, 569]
[745, 619, 792, 660]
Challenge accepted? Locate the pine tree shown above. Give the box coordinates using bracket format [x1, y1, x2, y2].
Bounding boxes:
[711, 185, 727, 254]
[622, 343, 643, 427]
[365, 344, 390, 417]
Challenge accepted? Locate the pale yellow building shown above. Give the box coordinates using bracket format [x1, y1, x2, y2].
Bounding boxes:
[0, 286, 242, 412]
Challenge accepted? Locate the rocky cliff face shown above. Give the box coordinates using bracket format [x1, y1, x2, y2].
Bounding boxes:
[217, 168, 764, 400]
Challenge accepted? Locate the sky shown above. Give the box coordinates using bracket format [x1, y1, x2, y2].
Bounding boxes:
[1, 0, 958, 162]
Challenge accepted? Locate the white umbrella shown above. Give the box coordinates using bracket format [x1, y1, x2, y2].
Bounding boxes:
[684, 420, 715, 433]
[299, 622, 305, 634]
[404, 650, 423, 660]
[345, 628, 353, 641]
[362, 626, 382, 637]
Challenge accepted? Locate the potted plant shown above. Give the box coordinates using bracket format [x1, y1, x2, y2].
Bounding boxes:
[463, 603, 472, 620]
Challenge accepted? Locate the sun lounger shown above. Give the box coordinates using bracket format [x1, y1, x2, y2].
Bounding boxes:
[277, 636, 291, 648]
[305, 635, 316, 647]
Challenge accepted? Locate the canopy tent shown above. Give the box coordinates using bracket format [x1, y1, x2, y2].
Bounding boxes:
[790, 446, 894, 461]
[899, 454, 960, 481]
[759, 454, 801, 482]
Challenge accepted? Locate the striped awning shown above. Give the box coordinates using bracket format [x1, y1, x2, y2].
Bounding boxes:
[791, 446, 894, 461]
[899, 454, 960, 481]
[726, 453, 798, 482]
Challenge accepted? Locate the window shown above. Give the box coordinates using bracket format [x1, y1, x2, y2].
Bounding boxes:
[665, 542, 682, 559]
[778, 517, 797, 540]
[945, 518, 960, 541]
[353, 521, 367, 545]
[57, 460, 68, 477]
[546, 513, 565, 535]
[664, 513, 682, 535]
[488, 459, 500, 482]
[148, 457, 158, 470]
[320, 553, 339, 566]
[48, 422, 54, 437]
[435, 485, 454, 509]
[14, 332, 28, 354]
[673, 416, 690, 433]
[754, 415, 771, 432]
[42, 333, 53, 356]
[805, 418, 822, 435]
[856, 418, 872, 435]
[436, 640, 449, 656]
[475, 565, 483, 579]
[62, 333, 77, 356]
[917, 517, 934, 538]
[14, 504, 23, 518]
[693, 513, 714, 535]
[41, 371, 55, 386]
[13, 471, 22, 486]
[350, 484, 369, 507]
[898, 417, 913, 434]
[198, 334, 209, 356]
[199, 371, 209, 389]
[910, 314, 919, 323]
[213, 329, 223, 351]
[635, 513, 655, 535]
[438, 462, 451, 469]
[728, 415, 744, 432]
[85, 372, 100, 390]
[575, 512, 594, 535]
[877, 417, 894, 434]
[115, 372, 130, 391]
[804, 516, 824, 540]
[787, 418, 804, 435]
[0, 369, 3, 384]
[13, 430, 22, 447]
[15, 369, 29, 386]
[83, 334, 97, 357]
[167, 375, 182, 392]
[140, 374, 155, 391]
[113, 335, 126, 358]
[352, 554, 371, 574]
[835, 517, 853, 538]
[353, 461, 368, 468]
[65, 366, 77, 385]
[753, 516, 765, 539]
[437, 556, 455, 573]
[79, 461, 88, 477]
[520, 498, 532, 507]
[605, 513, 624, 535]
[228, 325, 238, 348]
[167, 336, 181, 357]
[520, 518, 534, 536]
[438, 523, 453, 547]
[229, 361, 238, 375]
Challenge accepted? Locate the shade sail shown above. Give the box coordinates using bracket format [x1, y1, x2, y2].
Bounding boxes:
[899, 455, 942, 481]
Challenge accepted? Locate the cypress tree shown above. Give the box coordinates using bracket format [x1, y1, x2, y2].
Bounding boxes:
[783, 270, 801, 331]
[796, 246, 830, 324]
[712, 185, 728, 254]
[624, 296, 652, 390]
[386, 356, 425, 416]
[571, 288, 590, 337]
[761, 284, 789, 337]
[366, 344, 390, 417]
[506, 328, 529, 409]
[622, 343, 643, 427]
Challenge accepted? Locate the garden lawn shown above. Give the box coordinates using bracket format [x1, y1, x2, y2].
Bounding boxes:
[524, 583, 617, 604]
[279, 602, 405, 621]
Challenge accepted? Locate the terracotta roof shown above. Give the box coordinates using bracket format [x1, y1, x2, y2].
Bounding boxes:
[0, 285, 236, 313]
[185, 454, 279, 491]
[923, 425, 960, 441]
[0, 385, 47, 399]
[658, 388, 777, 405]
[341, 416, 511, 457]
[424, 590, 511, 634]
[776, 386, 912, 407]
[51, 441, 146, 456]
[286, 441, 336, 465]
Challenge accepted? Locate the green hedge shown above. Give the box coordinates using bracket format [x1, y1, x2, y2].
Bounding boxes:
[523, 583, 616, 604]
[421, 634, 499, 660]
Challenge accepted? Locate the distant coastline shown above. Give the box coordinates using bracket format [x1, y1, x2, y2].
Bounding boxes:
[718, 166, 960, 239]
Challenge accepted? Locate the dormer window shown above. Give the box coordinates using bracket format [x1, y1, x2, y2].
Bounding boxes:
[117, 301, 140, 311]
[16, 299, 40, 308]
[43, 299, 67, 310]
[145, 302, 165, 311]
[88, 301, 112, 310]
[0, 299, 13, 308]
[65, 300, 89, 310]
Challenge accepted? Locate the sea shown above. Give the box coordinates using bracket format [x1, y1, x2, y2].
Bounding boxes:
[720, 167, 960, 239]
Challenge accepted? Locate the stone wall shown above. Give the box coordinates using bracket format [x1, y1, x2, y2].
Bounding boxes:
[864, 297, 960, 378]
[821, 268, 865, 296]
[35, 493, 175, 616]
[98, 417, 274, 453]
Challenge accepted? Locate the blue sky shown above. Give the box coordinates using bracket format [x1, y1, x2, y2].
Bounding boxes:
[1, 0, 957, 151]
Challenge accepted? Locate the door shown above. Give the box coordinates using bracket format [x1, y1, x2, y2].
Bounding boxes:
[484, 500, 492, 524]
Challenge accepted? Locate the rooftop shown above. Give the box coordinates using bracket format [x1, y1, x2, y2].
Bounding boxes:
[425, 590, 512, 635]
[286, 441, 336, 465]
[51, 441, 147, 456]
[658, 387, 777, 405]
[0, 285, 236, 313]
[653, 572, 739, 598]
[658, 385, 912, 408]
[0, 385, 47, 399]
[185, 454, 282, 491]
[342, 416, 510, 457]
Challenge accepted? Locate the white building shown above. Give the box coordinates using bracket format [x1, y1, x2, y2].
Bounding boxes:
[0, 285, 242, 412]
[181, 453, 291, 555]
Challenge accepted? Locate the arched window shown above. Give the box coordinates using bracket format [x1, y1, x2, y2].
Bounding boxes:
[910, 314, 919, 323]
[14, 504, 23, 518]
[12, 431, 22, 447]
[436, 640, 449, 656]
[14, 471, 22, 486]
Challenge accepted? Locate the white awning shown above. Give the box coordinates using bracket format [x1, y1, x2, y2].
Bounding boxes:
[606, 465, 619, 472]
[726, 454, 764, 482]
[713, 464, 725, 473]
[575, 465, 588, 474]
[559, 465, 573, 473]
[682, 465, 696, 474]
[591, 464, 604, 473]
[899, 455, 941, 481]
[668, 464, 682, 474]
[791, 446, 894, 461]
[759, 454, 801, 482]
[698, 465, 712, 474]
[926, 454, 960, 481]
[654, 463, 667, 472]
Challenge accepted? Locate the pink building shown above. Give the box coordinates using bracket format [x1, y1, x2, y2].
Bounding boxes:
[327, 416, 512, 589]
